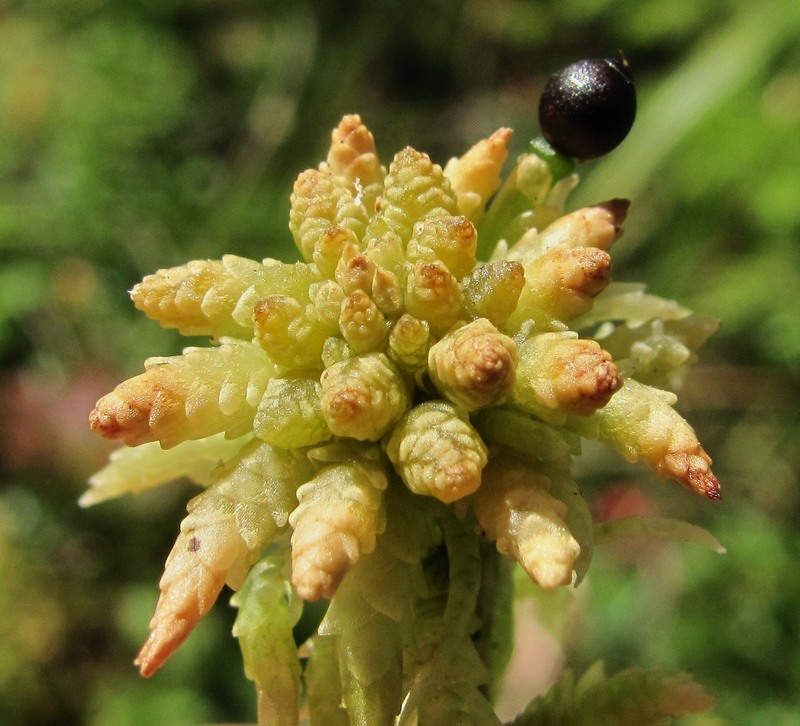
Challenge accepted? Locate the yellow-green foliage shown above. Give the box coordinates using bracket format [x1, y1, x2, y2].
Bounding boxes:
[88, 115, 721, 724]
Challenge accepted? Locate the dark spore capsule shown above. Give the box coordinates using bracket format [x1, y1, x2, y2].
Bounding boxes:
[538, 57, 636, 161]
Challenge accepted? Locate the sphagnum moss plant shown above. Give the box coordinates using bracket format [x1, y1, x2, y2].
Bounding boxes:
[87, 58, 723, 725]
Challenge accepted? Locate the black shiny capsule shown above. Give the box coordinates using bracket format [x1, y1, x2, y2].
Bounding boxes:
[538, 57, 636, 160]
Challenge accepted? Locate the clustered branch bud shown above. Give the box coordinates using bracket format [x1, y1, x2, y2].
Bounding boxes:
[87, 114, 721, 722]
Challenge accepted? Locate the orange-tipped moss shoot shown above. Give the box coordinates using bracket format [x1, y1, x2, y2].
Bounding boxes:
[88, 111, 721, 724]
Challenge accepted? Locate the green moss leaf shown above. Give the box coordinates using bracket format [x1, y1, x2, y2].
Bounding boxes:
[509, 662, 715, 725]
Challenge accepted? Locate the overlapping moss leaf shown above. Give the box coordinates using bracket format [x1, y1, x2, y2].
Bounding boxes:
[509, 662, 715, 726]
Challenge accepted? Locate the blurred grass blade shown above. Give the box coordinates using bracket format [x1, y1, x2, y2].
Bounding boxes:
[594, 516, 726, 553]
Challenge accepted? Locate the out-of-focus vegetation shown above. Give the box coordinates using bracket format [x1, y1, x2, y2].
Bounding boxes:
[1, 0, 798, 723]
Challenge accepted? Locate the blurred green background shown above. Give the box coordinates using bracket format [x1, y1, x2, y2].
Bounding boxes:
[1, 0, 798, 724]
